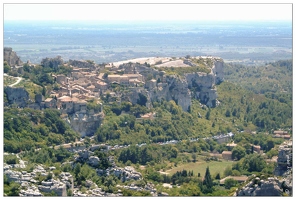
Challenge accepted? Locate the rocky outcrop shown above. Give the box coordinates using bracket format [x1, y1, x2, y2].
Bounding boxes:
[148, 75, 192, 111]
[212, 58, 224, 84]
[88, 156, 100, 167]
[69, 59, 97, 70]
[185, 72, 217, 108]
[4, 161, 68, 196]
[236, 140, 293, 197]
[110, 57, 223, 111]
[66, 112, 104, 137]
[4, 47, 23, 67]
[147, 57, 224, 111]
[97, 166, 142, 181]
[236, 176, 282, 196]
[4, 86, 29, 107]
[274, 141, 292, 176]
[41, 56, 63, 70]
[38, 179, 67, 196]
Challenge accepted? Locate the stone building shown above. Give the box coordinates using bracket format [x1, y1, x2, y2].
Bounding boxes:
[44, 98, 57, 108]
[222, 151, 232, 160]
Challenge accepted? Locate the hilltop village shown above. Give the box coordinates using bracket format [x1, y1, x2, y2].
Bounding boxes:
[3, 48, 292, 197]
[4, 49, 224, 137]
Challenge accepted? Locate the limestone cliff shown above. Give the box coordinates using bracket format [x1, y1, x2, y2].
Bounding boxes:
[4, 86, 29, 107]
[65, 112, 104, 137]
[146, 57, 224, 111]
[4, 47, 23, 67]
[148, 75, 192, 111]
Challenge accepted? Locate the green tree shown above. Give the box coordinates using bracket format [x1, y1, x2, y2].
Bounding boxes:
[202, 166, 213, 193]
[192, 153, 197, 163]
[215, 173, 221, 180]
[4, 174, 20, 196]
[4, 62, 11, 73]
[137, 93, 148, 106]
[224, 178, 238, 189]
[225, 109, 231, 117]
[205, 109, 211, 120]
[242, 154, 267, 172]
[224, 166, 233, 177]
[232, 145, 246, 160]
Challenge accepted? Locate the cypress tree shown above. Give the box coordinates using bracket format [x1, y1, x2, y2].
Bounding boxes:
[202, 166, 213, 193]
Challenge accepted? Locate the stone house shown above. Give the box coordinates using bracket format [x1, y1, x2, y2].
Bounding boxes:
[87, 85, 96, 92]
[273, 130, 290, 140]
[108, 74, 143, 86]
[222, 151, 232, 160]
[96, 81, 108, 91]
[226, 142, 237, 150]
[73, 100, 87, 113]
[108, 75, 129, 85]
[220, 176, 248, 185]
[252, 145, 261, 154]
[44, 98, 57, 108]
[56, 75, 67, 84]
[273, 130, 288, 135]
[125, 73, 144, 82]
[57, 96, 74, 113]
[145, 79, 157, 89]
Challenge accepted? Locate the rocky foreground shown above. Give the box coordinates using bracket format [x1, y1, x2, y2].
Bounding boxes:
[235, 140, 292, 196]
[4, 149, 159, 197]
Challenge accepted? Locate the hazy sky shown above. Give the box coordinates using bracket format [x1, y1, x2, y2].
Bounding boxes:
[3, 3, 292, 21]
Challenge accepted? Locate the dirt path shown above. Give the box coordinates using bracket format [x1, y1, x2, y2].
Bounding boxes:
[9, 76, 22, 87]
[4, 73, 22, 87]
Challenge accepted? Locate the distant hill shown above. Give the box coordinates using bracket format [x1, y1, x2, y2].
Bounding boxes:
[224, 60, 292, 94]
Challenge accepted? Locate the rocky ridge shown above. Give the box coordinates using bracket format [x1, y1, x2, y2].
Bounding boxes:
[146, 57, 224, 110]
[4, 47, 23, 67]
[119, 57, 224, 111]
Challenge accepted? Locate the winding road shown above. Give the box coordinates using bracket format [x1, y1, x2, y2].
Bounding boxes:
[4, 73, 22, 87]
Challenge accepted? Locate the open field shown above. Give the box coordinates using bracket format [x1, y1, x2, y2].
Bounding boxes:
[165, 160, 235, 178]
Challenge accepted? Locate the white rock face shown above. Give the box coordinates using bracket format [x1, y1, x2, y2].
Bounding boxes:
[236, 177, 282, 196]
[68, 112, 104, 137]
[38, 179, 67, 196]
[147, 58, 224, 111]
[212, 59, 224, 84]
[119, 57, 224, 111]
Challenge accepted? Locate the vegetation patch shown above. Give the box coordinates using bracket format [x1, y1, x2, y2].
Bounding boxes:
[165, 160, 234, 178]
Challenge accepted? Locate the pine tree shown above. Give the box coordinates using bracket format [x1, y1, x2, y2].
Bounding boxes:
[202, 166, 213, 193]
[206, 109, 211, 120]
[215, 173, 220, 180]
